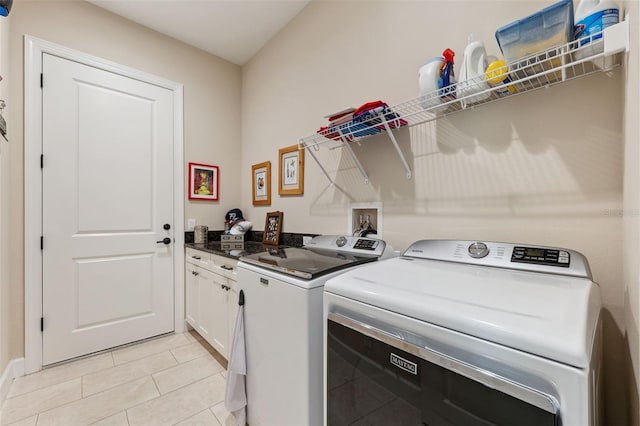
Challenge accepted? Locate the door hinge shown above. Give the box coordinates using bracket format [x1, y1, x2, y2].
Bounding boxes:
[40, 236, 43, 250]
[40, 73, 43, 89]
[40, 317, 44, 332]
[40, 154, 43, 169]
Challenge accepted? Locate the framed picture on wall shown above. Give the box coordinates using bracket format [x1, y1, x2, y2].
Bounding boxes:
[278, 144, 304, 196]
[188, 162, 219, 201]
[262, 211, 283, 245]
[252, 161, 271, 206]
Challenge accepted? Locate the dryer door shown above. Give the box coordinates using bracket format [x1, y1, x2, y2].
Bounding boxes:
[327, 313, 559, 426]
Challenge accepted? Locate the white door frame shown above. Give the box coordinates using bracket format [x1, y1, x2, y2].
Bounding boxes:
[24, 36, 185, 374]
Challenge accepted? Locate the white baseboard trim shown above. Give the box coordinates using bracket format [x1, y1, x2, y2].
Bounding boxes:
[0, 358, 25, 405]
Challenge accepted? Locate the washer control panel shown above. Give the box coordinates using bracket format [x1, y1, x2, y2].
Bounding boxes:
[304, 235, 387, 257]
[511, 246, 570, 267]
[403, 240, 591, 279]
[353, 239, 379, 250]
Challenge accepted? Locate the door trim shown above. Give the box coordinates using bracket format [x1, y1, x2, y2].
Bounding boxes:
[24, 36, 185, 374]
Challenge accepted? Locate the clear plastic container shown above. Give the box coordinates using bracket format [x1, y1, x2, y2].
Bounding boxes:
[194, 225, 208, 244]
[495, 0, 574, 63]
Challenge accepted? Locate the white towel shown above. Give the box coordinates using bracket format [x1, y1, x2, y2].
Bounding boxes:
[225, 298, 247, 426]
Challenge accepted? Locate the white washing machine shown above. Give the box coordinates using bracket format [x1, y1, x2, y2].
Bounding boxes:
[324, 240, 602, 426]
[237, 235, 394, 426]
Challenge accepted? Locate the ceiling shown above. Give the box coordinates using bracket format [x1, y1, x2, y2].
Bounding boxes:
[87, 0, 311, 65]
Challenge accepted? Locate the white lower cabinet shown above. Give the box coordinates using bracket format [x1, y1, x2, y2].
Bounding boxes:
[185, 262, 199, 327]
[185, 250, 238, 360]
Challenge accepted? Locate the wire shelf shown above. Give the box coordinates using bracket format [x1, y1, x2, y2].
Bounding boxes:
[299, 20, 628, 184]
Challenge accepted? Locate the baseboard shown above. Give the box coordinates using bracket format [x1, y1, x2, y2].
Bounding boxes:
[0, 358, 25, 406]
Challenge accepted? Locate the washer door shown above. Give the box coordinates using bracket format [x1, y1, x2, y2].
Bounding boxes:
[327, 313, 559, 426]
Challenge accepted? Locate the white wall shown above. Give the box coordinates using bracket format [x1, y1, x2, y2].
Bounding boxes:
[7, 1, 241, 364]
[242, 1, 627, 422]
[0, 9, 10, 375]
[623, 0, 640, 423]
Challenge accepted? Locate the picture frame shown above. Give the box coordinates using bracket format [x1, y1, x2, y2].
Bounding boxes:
[278, 144, 304, 196]
[251, 161, 271, 206]
[262, 211, 283, 245]
[188, 162, 219, 201]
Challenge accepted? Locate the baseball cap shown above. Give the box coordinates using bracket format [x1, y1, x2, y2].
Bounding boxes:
[225, 208, 244, 223]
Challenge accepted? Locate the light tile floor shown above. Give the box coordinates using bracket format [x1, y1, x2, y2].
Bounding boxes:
[0, 331, 237, 426]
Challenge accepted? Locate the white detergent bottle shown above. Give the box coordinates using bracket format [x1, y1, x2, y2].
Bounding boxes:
[457, 33, 490, 109]
[573, 0, 619, 59]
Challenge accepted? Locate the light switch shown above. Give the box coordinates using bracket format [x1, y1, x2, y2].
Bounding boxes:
[187, 218, 196, 231]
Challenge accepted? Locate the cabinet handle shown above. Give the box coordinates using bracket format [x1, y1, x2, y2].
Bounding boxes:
[221, 284, 230, 291]
[193, 271, 199, 276]
[221, 265, 233, 271]
[192, 255, 201, 260]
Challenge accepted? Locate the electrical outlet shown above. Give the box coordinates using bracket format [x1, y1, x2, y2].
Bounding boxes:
[303, 235, 313, 245]
[187, 218, 196, 231]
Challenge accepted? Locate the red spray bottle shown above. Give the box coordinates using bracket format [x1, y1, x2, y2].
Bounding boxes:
[438, 48, 456, 101]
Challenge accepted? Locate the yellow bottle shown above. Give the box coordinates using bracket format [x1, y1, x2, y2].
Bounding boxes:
[485, 59, 516, 95]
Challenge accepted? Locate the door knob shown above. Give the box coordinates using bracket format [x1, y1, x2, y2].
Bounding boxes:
[156, 237, 172, 245]
[163, 224, 171, 230]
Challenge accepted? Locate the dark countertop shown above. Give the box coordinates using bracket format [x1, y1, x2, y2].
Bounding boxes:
[185, 241, 278, 260]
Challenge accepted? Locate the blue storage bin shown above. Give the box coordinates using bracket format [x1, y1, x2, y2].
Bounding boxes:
[495, 0, 574, 63]
[344, 121, 381, 138]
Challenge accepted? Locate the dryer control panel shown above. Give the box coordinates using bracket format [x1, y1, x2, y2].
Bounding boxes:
[403, 240, 592, 279]
[511, 246, 570, 267]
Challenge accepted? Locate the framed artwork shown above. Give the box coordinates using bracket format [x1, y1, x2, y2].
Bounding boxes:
[188, 162, 219, 201]
[263, 211, 283, 245]
[278, 144, 304, 196]
[251, 161, 271, 206]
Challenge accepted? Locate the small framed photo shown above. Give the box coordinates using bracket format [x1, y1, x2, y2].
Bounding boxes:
[252, 161, 271, 206]
[188, 162, 219, 201]
[263, 211, 283, 246]
[278, 144, 304, 196]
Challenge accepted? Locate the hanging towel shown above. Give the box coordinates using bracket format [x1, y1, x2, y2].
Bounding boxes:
[225, 290, 247, 426]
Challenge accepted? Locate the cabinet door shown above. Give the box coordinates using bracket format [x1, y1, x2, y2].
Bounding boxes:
[227, 280, 239, 359]
[199, 268, 229, 357]
[185, 263, 199, 328]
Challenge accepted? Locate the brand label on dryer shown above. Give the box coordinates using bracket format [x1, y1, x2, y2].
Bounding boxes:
[390, 353, 417, 375]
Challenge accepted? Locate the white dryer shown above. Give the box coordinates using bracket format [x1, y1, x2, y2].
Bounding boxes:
[324, 240, 602, 426]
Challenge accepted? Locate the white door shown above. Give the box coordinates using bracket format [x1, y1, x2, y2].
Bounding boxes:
[42, 53, 175, 365]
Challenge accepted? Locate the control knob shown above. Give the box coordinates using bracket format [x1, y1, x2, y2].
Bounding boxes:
[468, 242, 489, 258]
[335, 236, 348, 247]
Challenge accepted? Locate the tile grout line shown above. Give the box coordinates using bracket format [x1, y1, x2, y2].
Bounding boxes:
[150, 375, 162, 397]
[83, 370, 164, 400]
[112, 337, 196, 367]
[82, 344, 218, 400]
[34, 376, 158, 426]
[6, 333, 209, 426]
[123, 373, 225, 418]
[7, 354, 116, 400]
[3, 378, 83, 426]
